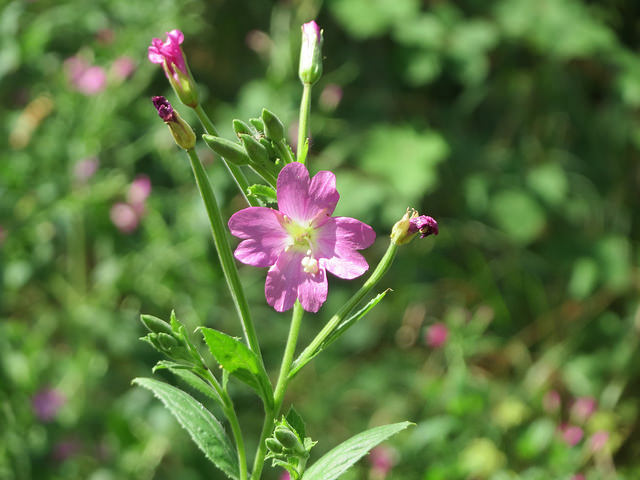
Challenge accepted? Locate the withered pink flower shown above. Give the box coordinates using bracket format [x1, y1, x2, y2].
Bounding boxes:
[425, 322, 448, 348]
[229, 162, 375, 312]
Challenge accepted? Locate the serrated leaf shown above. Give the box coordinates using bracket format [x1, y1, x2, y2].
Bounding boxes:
[286, 407, 306, 441]
[247, 184, 277, 205]
[132, 378, 239, 479]
[153, 361, 222, 405]
[302, 422, 412, 480]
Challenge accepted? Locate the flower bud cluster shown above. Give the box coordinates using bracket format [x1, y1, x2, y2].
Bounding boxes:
[266, 417, 316, 479]
[140, 312, 200, 365]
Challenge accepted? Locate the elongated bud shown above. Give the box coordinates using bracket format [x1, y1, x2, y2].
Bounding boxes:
[233, 119, 254, 137]
[152, 96, 196, 150]
[249, 117, 265, 133]
[148, 30, 198, 107]
[266, 438, 284, 454]
[391, 208, 439, 245]
[274, 426, 305, 454]
[261, 108, 285, 142]
[239, 133, 270, 165]
[202, 134, 251, 165]
[299, 21, 323, 85]
[140, 314, 175, 336]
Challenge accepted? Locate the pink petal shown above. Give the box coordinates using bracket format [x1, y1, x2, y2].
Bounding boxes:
[307, 170, 339, 225]
[265, 250, 305, 312]
[331, 217, 376, 250]
[321, 249, 369, 280]
[297, 267, 327, 313]
[167, 29, 184, 45]
[229, 207, 289, 267]
[147, 46, 165, 64]
[277, 162, 310, 223]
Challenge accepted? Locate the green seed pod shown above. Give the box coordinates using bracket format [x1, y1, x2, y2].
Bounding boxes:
[140, 314, 174, 336]
[262, 108, 285, 142]
[202, 134, 251, 165]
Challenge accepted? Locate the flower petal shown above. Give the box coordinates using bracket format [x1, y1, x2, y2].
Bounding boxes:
[322, 250, 369, 280]
[228, 207, 289, 267]
[297, 268, 328, 313]
[265, 250, 305, 312]
[307, 170, 339, 225]
[277, 163, 310, 223]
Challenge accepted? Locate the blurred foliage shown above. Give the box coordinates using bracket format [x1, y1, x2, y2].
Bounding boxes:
[1, 0, 640, 479]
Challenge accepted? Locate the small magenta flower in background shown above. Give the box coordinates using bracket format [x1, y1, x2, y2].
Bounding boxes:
[229, 162, 375, 313]
[110, 176, 152, 233]
[279, 472, 291, 480]
[425, 322, 448, 348]
[32, 388, 65, 422]
[110, 202, 139, 234]
[64, 56, 106, 96]
[369, 445, 395, 478]
[559, 424, 584, 447]
[111, 56, 136, 81]
[543, 390, 561, 414]
[148, 30, 198, 107]
[570, 396, 596, 423]
[589, 430, 609, 453]
[127, 174, 152, 216]
[73, 156, 99, 184]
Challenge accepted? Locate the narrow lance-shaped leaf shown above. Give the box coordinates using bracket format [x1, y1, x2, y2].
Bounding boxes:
[152, 360, 223, 406]
[132, 377, 239, 480]
[302, 421, 413, 480]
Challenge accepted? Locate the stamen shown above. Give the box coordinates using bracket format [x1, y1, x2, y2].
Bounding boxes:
[301, 255, 319, 274]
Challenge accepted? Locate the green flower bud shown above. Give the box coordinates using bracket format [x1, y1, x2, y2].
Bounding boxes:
[140, 314, 174, 336]
[202, 134, 251, 165]
[151, 96, 196, 150]
[249, 117, 265, 132]
[299, 21, 323, 85]
[239, 133, 270, 165]
[274, 426, 304, 453]
[262, 108, 285, 142]
[233, 119, 254, 137]
[266, 437, 285, 454]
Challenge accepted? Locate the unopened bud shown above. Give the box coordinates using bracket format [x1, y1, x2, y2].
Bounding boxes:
[140, 314, 174, 336]
[202, 134, 251, 165]
[152, 96, 196, 150]
[391, 208, 438, 245]
[233, 119, 254, 137]
[274, 426, 304, 453]
[266, 438, 284, 454]
[262, 108, 285, 142]
[299, 21, 323, 85]
[239, 133, 270, 165]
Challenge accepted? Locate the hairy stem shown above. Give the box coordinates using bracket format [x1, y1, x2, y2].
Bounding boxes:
[289, 241, 398, 378]
[251, 301, 304, 479]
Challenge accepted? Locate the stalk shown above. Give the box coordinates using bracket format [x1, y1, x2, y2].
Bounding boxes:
[296, 83, 312, 162]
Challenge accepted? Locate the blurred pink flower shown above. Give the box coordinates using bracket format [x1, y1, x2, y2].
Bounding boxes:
[53, 439, 80, 461]
[73, 156, 99, 183]
[571, 475, 585, 480]
[425, 322, 448, 348]
[319, 84, 343, 111]
[246, 30, 272, 55]
[279, 472, 291, 480]
[370, 445, 395, 476]
[571, 396, 596, 423]
[560, 424, 583, 447]
[127, 175, 152, 207]
[65, 56, 106, 95]
[112, 56, 136, 80]
[32, 388, 65, 422]
[543, 390, 561, 413]
[589, 430, 609, 452]
[110, 202, 139, 234]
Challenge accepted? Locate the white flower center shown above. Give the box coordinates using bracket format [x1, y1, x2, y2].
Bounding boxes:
[301, 253, 319, 274]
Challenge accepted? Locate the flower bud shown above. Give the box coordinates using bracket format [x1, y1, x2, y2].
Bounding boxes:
[299, 21, 323, 85]
[233, 119, 254, 137]
[239, 133, 270, 165]
[151, 96, 196, 150]
[274, 426, 305, 453]
[266, 437, 285, 454]
[148, 30, 198, 107]
[391, 208, 439, 245]
[140, 314, 175, 336]
[202, 134, 251, 165]
[262, 108, 285, 142]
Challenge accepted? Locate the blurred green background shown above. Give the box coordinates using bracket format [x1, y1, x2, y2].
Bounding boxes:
[1, 0, 640, 479]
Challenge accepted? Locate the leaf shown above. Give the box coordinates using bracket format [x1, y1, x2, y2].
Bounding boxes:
[132, 378, 239, 480]
[286, 406, 306, 440]
[200, 328, 273, 405]
[247, 184, 277, 205]
[302, 422, 413, 480]
[153, 361, 222, 405]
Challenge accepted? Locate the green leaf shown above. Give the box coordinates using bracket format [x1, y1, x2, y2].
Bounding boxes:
[286, 406, 306, 441]
[247, 184, 277, 205]
[200, 328, 273, 405]
[132, 378, 239, 480]
[153, 361, 222, 405]
[302, 422, 413, 480]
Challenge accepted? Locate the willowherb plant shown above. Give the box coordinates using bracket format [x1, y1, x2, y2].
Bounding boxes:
[134, 21, 438, 480]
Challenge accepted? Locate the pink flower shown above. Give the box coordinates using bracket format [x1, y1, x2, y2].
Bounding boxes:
[370, 446, 395, 476]
[148, 29, 187, 83]
[110, 202, 139, 234]
[73, 156, 99, 183]
[571, 475, 585, 480]
[571, 396, 596, 423]
[279, 473, 291, 480]
[32, 388, 65, 422]
[559, 424, 583, 447]
[425, 322, 448, 348]
[111, 56, 136, 80]
[128, 175, 152, 208]
[229, 162, 375, 312]
[64, 56, 106, 95]
[589, 430, 609, 452]
[543, 390, 561, 413]
[409, 215, 438, 238]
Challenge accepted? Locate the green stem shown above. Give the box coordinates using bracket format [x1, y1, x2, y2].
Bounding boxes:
[193, 104, 258, 207]
[251, 301, 304, 480]
[200, 368, 248, 480]
[289, 242, 398, 379]
[185, 148, 264, 365]
[297, 83, 312, 162]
